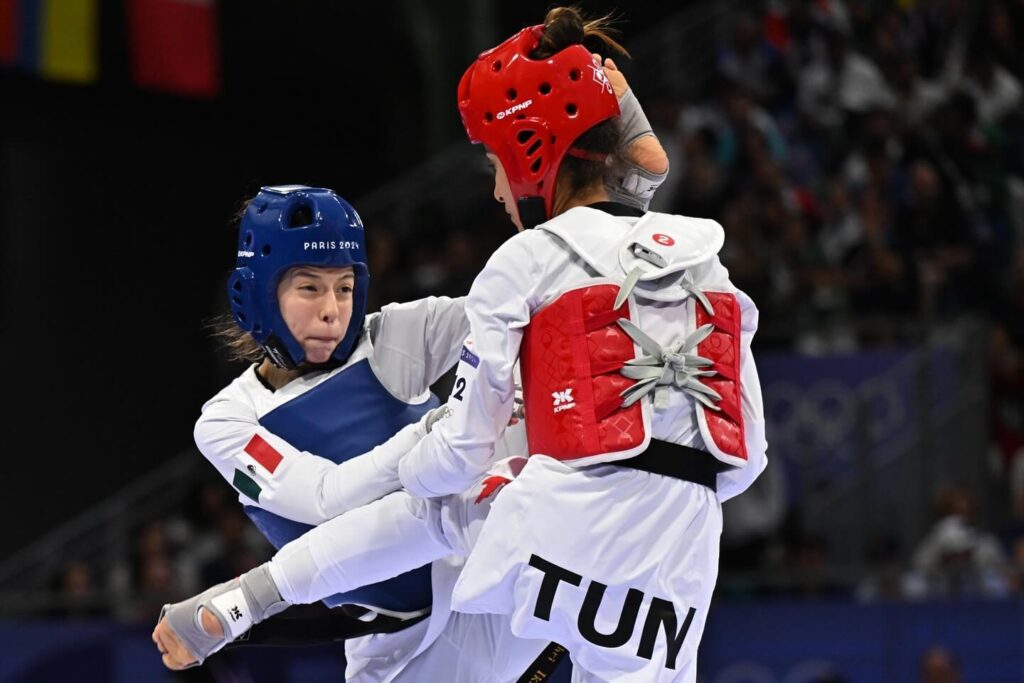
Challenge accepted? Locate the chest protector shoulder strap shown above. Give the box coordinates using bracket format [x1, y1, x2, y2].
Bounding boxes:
[522, 210, 747, 468]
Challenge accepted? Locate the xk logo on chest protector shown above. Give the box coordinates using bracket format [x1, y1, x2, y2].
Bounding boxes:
[552, 388, 575, 413]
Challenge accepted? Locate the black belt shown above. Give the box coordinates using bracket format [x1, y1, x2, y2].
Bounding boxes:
[615, 440, 729, 491]
[516, 641, 568, 682]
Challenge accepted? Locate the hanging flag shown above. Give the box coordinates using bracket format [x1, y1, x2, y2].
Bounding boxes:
[40, 0, 99, 84]
[126, 0, 221, 98]
[15, 0, 38, 71]
[0, 0, 16, 66]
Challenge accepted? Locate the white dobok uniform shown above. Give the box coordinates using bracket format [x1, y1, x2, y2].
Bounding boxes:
[267, 204, 767, 682]
[196, 296, 507, 682]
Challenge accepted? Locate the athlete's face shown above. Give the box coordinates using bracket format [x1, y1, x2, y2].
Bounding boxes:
[486, 152, 524, 232]
[277, 266, 355, 364]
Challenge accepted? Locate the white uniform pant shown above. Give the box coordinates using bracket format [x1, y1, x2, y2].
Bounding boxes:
[269, 456, 721, 682]
[343, 553, 551, 683]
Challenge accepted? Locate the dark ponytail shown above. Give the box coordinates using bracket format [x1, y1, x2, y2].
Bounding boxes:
[531, 6, 629, 60]
[532, 7, 629, 199]
[208, 194, 264, 364]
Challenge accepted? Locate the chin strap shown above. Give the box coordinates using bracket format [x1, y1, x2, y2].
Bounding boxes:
[262, 335, 297, 370]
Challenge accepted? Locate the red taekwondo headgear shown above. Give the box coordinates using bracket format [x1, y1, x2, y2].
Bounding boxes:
[458, 25, 620, 228]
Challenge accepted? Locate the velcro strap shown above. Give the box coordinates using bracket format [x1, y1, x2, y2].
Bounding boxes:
[210, 588, 253, 639]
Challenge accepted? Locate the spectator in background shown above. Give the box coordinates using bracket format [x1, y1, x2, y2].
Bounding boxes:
[365, 224, 402, 312]
[817, 178, 863, 270]
[981, 2, 1024, 79]
[49, 560, 107, 620]
[840, 110, 905, 205]
[118, 521, 185, 622]
[991, 322, 1024, 521]
[910, 0, 978, 86]
[960, 47, 1022, 127]
[196, 507, 271, 588]
[438, 229, 481, 298]
[910, 487, 1010, 598]
[715, 10, 792, 111]
[856, 532, 916, 602]
[798, 21, 895, 157]
[132, 553, 178, 625]
[919, 644, 961, 683]
[845, 189, 918, 341]
[1007, 535, 1024, 595]
[889, 51, 949, 130]
[670, 124, 727, 220]
[893, 159, 978, 316]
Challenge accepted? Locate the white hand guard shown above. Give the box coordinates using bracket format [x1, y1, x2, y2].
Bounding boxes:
[158, 563, 288, 668]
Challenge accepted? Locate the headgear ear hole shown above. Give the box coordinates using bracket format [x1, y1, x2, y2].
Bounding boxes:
[517, 130, 536, 144]
[527, 139, 542, 155]
[232, 280, 242, 291]
[530, 157, 543, 174]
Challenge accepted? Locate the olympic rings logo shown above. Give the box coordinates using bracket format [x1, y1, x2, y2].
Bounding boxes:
[764, 377, 907, 464]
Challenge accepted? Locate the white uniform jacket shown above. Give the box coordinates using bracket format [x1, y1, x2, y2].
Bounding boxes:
[399, 207, 767, 502]
[196, 296, 468, 526]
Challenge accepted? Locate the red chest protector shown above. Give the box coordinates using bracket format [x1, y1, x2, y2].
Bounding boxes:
[520, 282, 747, 468]
[521, 283, 647, 464]
[694, 292, 747, 464]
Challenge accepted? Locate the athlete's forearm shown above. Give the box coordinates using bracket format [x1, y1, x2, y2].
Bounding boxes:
[196, 409, 426, 525]
[398, 416, 499, 498]
[605, 89, 669, 210]
[317, 416, 435, 518]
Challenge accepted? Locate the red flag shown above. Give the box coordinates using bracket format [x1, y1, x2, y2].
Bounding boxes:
[243, 434, 283, 475]
[0, 0, 17, 65]
[126, 0, 221, 98]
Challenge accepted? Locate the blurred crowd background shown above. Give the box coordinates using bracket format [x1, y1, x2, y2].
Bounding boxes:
[2, 1, 1023, 681]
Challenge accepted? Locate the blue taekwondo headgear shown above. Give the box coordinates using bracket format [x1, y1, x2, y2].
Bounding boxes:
[228, 185, 370, 369]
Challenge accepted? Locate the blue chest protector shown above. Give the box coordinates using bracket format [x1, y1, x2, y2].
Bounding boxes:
[243, 358, 440, 613]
